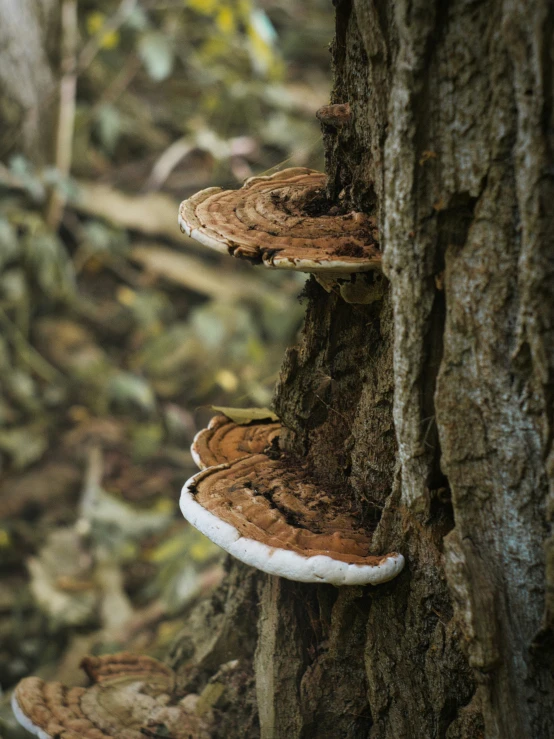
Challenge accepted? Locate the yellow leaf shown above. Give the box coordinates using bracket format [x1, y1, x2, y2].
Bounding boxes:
[153, 498, 175, 514]
[214, 368, 238, 392]
[247, 335, 265, 363]
[187, 0, 219, 15]
[216, 6, 235, 35]
[117, 285, 136, 306]
[246, 9, 281, 79]
[147, 535, 186, 563]
[190, 537, 219, 562]
[147, 529, 219, 564]
[200, 37, 230, 63]
[100, 29, 120, 50]
[86, 11, 106, 35]
[210, 406, 278, 424]
[237, 0, 252, 16]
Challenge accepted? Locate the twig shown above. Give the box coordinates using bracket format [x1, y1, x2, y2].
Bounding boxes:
[79, 446, 104, 519]
[130, 243, 289, 307]
[420, 414, 437, 450]
[91, 54, 142, 114]
[144, 136, 194, 192]
[314, 392, 350, 425]
[45, 0, 78, 230]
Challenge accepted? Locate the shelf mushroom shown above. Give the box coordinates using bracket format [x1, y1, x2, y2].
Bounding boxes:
[178, 167, 382, 274]
[11, 653, 210, 739]
[191, 413, 280, 470]
[181, 418, 404, 586]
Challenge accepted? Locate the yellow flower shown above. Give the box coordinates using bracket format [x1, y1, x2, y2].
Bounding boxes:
[86, 12, 120, 50]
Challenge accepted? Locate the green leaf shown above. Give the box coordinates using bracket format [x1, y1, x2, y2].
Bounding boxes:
[125, 6, 149, 31]
[95, 104, 122, 153]
[138, 31, 175, 81]
[0, 424, 48, 469]
[0, 217, 19, 269]
[0, 268, 27, 305]
[9, 155, 45, 201]
[210, 406, 278, 424]
[108, 372, 156, 413]
[23, 232, 75, 300]
[82, 220, 129, 255]
[129, 422, 164, 461]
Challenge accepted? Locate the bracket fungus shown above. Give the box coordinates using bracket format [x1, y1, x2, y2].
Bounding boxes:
[11, 653, 210, 739]
[178, 167, 381, 273]
[191, 413, 280, 470]
[316, 102, 352, 129]
[181, 419, 404, 586]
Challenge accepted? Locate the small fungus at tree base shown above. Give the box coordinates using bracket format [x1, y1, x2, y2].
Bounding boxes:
[181, 415, 404, 587]
[178, 167, 381, 274]
[316, 102, 352, 128]
[11, 653, 210, 739]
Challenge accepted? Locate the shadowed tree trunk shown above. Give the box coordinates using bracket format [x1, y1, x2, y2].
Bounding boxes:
[171, 1, 554, 736]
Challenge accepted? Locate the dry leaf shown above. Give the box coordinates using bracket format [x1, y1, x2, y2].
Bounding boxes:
[210, 406, 278, 424]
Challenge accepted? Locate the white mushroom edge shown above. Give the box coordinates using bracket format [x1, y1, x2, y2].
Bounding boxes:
[180, 472, 404, 586]
[11, 692, 50, 739]
[190, 423, 210, 470]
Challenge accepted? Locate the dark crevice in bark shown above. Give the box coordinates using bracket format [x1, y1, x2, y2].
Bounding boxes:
[428, 484, 455, 543]
[420, 284, 445, 491]
[424, 194, 477, 514]
[299, 588, 374, 739]
[286, 583, 325, 666]
[325, 0, 352, 199]
[539, 6, 554, 137]
[535, 5, 554, 462]
[326, 1, 380, 210]
[276, 278, 390, 476]
[275, 277, 394, 540]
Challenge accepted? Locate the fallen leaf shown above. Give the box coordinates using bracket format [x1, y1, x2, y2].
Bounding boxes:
[210, 406, 278, 424]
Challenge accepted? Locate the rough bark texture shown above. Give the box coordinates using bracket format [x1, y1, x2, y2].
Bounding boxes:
[171, 1, 554, 737]
[0, 0, 58, 163]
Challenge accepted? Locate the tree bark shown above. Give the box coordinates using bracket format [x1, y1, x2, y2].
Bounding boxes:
[171, 1, 554, 737]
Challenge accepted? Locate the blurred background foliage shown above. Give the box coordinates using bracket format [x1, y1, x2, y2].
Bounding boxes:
[0, 0, 333, 729]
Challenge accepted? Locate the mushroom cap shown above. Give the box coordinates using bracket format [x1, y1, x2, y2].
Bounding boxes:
[11, 653, 210, 739]
[191, 414, 281, 470]
[178, 168, 381, 273]
[180, 454, 404, 586]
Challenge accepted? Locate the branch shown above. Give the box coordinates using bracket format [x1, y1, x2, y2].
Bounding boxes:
[45, 0, 78, 230]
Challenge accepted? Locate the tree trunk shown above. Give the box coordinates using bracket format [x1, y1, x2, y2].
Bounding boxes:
[171, 1, 554, 737]
[0, 0, 58, 164]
